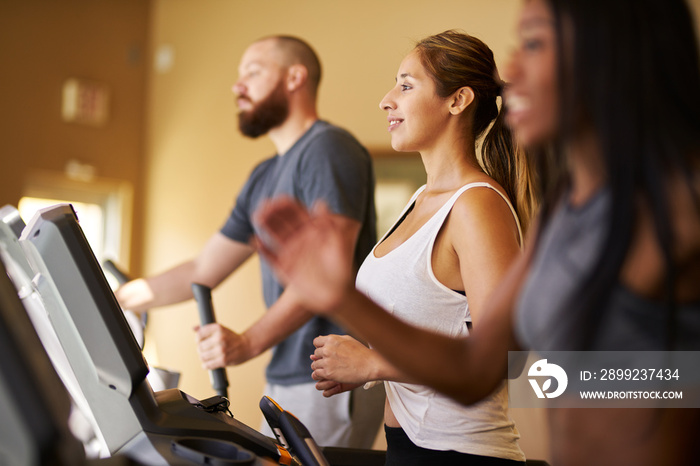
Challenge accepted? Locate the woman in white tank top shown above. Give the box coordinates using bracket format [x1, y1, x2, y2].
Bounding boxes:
[300, 31, 535, 465]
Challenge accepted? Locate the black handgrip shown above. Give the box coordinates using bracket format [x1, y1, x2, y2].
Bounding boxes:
[103, 259, 131, 285]
[191, 282, 229, 398]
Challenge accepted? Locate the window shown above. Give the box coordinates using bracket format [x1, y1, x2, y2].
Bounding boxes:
[18, 170, 133, 268]
[19, 197, 106, 260]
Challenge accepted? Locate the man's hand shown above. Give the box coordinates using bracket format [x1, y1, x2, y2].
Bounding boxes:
[114, 278, 154, 313]
[195, 323, 253, 368]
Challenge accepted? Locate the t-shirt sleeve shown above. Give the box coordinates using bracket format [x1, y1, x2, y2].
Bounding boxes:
[297, 129, 372, 222]
[219, 164, 262, 244]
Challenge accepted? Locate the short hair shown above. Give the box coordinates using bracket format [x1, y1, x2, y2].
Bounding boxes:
[257, 35, 322, 96]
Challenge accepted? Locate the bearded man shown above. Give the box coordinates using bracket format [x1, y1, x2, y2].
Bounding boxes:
[115, 36, 382, 448]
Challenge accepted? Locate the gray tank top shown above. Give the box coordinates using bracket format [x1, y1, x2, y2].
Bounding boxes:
[515, 190, 700, 351]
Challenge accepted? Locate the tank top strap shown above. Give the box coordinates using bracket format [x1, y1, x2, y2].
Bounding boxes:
[376, 185, 426, 244]
[376, 182, 523, 250]
[448, 182, 523, 247]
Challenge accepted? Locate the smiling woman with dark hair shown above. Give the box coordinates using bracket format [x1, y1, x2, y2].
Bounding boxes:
[254, 0, 700, 464]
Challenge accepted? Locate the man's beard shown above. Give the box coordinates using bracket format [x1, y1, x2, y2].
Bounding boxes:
[238, 80, 289, 138]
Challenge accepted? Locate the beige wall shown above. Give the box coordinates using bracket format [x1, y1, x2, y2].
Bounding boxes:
[0, 0, 150, 269]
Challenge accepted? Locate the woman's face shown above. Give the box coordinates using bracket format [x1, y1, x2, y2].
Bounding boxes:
[504, 0, 559, 148]
[379, 50, 451, 153]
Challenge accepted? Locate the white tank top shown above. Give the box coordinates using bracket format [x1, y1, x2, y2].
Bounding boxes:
[356, 182, 525, 460]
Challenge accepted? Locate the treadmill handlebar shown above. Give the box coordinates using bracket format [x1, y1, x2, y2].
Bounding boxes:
[191, 283, 229, 398]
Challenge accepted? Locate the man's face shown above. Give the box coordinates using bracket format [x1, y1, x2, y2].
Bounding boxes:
[234, 40, 290, 138]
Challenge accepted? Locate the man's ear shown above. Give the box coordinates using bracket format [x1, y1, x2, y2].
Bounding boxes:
[449, 86, 475, 115]
[286, 64, 308, 92]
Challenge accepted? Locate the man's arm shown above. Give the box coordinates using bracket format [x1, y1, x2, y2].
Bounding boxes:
[115, 232, 255, 312]
[195, 214, 360, 368]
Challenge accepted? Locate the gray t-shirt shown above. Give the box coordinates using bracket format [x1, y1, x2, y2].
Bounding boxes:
[221, 120, 376, 384]
[516, 190, 700, 351]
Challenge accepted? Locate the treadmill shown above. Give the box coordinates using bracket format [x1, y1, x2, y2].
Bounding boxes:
[19, 204, 287, 465]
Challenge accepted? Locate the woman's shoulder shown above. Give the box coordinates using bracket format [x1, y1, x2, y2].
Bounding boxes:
[666, 177, 700, 299]
[452, 182, 510, 213]
[447, 180, 521, 245]
[669, 175, 700, 253]
[622, 177, 700, 302]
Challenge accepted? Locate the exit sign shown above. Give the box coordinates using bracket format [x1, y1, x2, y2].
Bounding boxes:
[62, 78, 110, 126]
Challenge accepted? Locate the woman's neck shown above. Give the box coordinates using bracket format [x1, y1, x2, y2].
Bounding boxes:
[421, 136, 482, 194]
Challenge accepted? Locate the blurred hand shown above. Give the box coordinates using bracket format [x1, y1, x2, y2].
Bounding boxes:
[114, 278, 153, 313]
[195, 323, 252, 369]
[253, 197, 355, 314]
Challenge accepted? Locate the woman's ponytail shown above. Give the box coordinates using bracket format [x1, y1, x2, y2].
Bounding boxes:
[481, 100, 537, 233]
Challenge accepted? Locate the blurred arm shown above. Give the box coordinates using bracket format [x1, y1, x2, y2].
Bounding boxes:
[115, 232, 254, 313]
